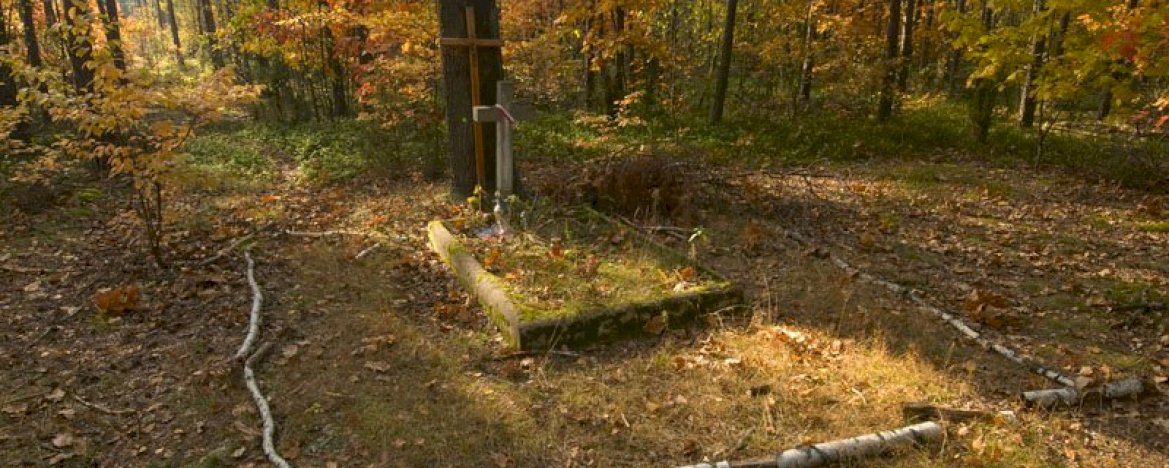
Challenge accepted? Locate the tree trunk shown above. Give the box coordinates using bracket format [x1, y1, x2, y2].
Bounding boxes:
[63, 0, 96, 92]
[945, 0, 965, 94]
[198, 0, 225, 68]
[166, 0, 185, 67]
[877, 0, 901, 120]
[98, 0, 127, 72]
[582, 15, 595, 110]
[796, 0, 816, 109]
[437, 0, 504, 200]
[19, 0, 41, 67]
[709, 0, 737, 123]
[897, 0, 916, 93]
[42, 0, 57, 26]
[153, 0, 166, 29]
[1018, 0, 1045, 128]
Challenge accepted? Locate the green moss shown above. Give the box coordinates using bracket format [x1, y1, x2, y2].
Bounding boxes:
[1138, 221, 1169, 233]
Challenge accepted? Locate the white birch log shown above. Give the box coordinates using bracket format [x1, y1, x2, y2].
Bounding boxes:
[677, 422, 943, 468]
[235, 251, 293, 468]
[777, 227, 1077, 388]
[244, 343, 291, 468]
[1021, 377, 1146, 409]
[235, 252, 263, 361]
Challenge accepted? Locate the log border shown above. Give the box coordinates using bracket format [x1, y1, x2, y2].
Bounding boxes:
[426, 217, 744, 350]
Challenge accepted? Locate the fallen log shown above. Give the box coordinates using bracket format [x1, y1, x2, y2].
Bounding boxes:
[1021, 377, 1147, 409]
[677, 422, 943, 468]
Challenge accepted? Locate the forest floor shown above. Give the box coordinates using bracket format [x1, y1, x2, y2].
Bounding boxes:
[2, 121, 1168, 467]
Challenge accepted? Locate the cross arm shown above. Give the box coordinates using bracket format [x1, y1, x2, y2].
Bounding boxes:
[437, 37, 504, 48]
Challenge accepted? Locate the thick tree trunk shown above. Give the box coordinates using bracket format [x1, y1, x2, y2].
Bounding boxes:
[877, 0, 901, 120]
[1018, 0, 1045, 128]
[437, 0, 504, 200]
[166, 0, 185, 67]
[98, 0, 127, 72]
[708, 0, 737, 123]
[198, 0, 225, 68]
[897, 0, 916, 92]
[19, 0, 41, 67]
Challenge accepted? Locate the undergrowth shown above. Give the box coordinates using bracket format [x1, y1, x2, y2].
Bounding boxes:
[518, 102, 1168, 191]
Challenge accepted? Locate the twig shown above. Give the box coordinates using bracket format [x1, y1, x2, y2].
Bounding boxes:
[1, 392, 42, 407]
[235, 252, 292, 468]
[235, 251, 263, 361]
[491, 350, 581, 361]
[353, 243, 382, 260]
[72, 395, 136, 416]
[198, 231, 261, 267]
[0, 264, 67, 274]
[283, 229, 366, 238]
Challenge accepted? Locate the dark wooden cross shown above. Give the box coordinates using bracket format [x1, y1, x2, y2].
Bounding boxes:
[438, 6, 503, 188]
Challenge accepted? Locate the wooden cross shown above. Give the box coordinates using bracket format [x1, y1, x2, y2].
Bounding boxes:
[473, 80, 532, 200]
[438, 6, 503, 188]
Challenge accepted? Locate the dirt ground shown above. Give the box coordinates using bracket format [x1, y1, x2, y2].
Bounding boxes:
[2, 143, 1167, 467]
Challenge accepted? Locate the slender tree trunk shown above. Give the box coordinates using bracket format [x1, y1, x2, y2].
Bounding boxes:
[897, 0, 916, 92]
[797, 0, 816, 109]
[1018, 0, 1045, 128]
[319, 2, 347, 118]
[582, 15, 595, 110]
[153, 0, 166, 29]
[709, 0, 737, 123]
[63, 0, 96, 92]
[0, 7, 17, 109]
[166, 0, 185, 67]
[945, 0, 965, 94]
[19, 0, 41, 67]
[42, 0, 57, 26]
[437, 0, 504, 200]
[877, 0, 901, 120]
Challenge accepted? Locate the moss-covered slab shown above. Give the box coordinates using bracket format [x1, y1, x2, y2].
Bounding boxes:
[426, 209, 743, 350]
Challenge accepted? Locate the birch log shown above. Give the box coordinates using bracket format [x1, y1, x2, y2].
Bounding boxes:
[236, 251, 293, 468]
[677, 422, 943, 468]
[1021, 377, 1146, 409]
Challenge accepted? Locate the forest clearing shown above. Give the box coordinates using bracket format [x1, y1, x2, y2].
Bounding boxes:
[2, 0, 1169, 466]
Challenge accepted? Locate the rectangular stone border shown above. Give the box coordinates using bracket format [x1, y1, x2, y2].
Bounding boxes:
[427, 210, 744, 350]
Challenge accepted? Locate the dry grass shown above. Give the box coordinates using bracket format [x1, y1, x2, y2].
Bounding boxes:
[254, 199, 1165, 466]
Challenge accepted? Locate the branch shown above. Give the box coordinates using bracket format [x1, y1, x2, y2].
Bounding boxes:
[234, 251, 263, 361]
[234, 251, 292, 468]
[778, 227, 1077, 388]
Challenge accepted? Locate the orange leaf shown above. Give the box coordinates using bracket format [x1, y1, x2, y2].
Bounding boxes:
[92, 287, 140, 315]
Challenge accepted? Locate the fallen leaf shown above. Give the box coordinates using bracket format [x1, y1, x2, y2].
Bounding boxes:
[45, 388, 66, 402]
[52, 433, 74, 448]
[281, 344, 299, 359]
[364, 361, 391, 372]
[92, 286, 140, 315]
